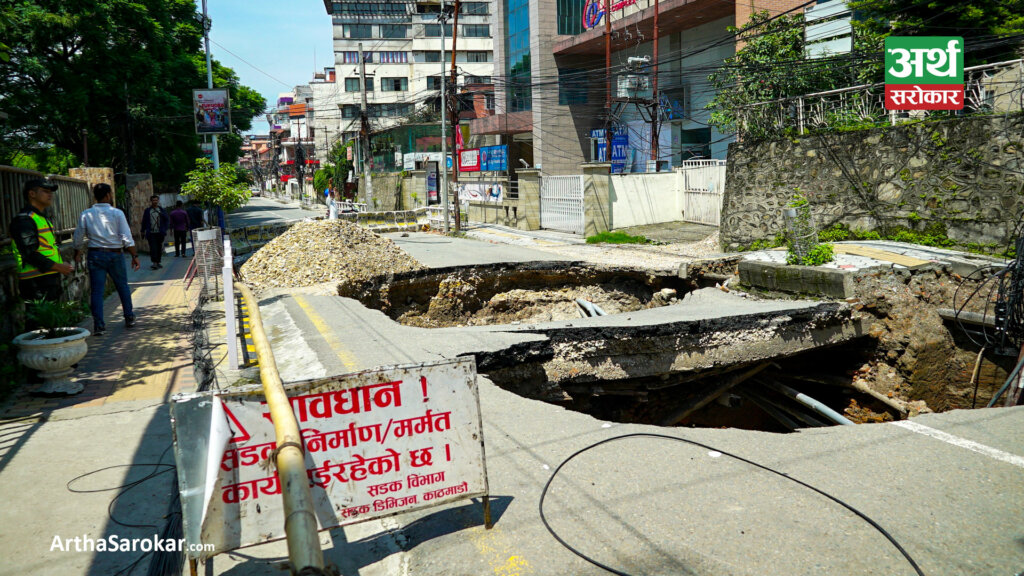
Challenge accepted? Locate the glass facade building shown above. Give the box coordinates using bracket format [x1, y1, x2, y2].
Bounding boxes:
[557, 0, 585, 35]
[505, 0, 532, 112]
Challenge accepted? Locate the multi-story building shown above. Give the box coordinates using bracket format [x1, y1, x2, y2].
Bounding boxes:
[472, 0, 809, 176]
[322, 0, 496, 143]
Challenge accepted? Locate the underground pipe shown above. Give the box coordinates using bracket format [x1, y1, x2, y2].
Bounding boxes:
[761, 380, 855, 426]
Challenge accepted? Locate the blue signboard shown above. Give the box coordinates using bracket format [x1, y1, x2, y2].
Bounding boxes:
[479, 145, 508, 171]
[593, 128, 628, 173]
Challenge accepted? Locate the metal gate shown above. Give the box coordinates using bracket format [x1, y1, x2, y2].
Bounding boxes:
[540, 175, 585, 234]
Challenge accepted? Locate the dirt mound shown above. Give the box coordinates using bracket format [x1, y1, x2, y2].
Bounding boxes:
[240, 220, 424, 293]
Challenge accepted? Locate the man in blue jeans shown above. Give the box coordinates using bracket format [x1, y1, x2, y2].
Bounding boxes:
[73, 183, 141, 335]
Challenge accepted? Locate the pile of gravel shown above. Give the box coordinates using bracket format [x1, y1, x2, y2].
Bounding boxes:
[240, 220, 424, 293]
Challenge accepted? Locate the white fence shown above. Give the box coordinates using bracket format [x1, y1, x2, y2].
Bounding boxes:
[608, 160, 726, 229]
[736, 59, 1024, 141]
[540, 175, 585, 234]
[679, 160, 726, 226]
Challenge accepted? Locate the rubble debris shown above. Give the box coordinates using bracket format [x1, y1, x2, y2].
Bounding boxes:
[240, 220, 424, 294]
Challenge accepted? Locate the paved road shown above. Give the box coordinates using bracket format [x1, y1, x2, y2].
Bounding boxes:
[244, 238, 1024, 576]
[226, 196, 323, 228]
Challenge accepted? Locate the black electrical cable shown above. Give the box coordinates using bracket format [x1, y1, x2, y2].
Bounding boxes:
[538, 433, 926, 576]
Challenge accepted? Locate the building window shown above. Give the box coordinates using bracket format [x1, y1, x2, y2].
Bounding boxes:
[506, 0, 531, 112]
[380, 24, 408, 39]
[424, 23, 453, 37]
[427, 76, 444, 90]
[462, 2, 489, 14]
[423, 51, 442, 62]
[381, 77, 408, 91]
[465, 75, 491, 84]
[417, 3, 441, 13]
[342, 105, 360, 118]
[342, 51, 373, 63]
[336, 2, 407, 16]
[343, 24, 374, 38]
[371, 103, 413, 117]
[485, 93, 495, 110]
[462, 24, 490, 37]
[557, 0, 585, 35]
[344, 77, 374, 92]
[379, 51, 408, 63]
[558, 68, 587, 105]
[466, 51, 490, 63]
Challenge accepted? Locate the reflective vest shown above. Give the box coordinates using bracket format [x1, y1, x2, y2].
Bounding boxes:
[14, 211, 62, 280]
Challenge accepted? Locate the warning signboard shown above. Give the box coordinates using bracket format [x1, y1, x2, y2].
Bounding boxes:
[170, 357, 487, 558]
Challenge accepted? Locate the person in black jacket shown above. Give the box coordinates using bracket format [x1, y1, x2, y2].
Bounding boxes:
[140, 195, 169, 269]
[9, 178, 73, 303]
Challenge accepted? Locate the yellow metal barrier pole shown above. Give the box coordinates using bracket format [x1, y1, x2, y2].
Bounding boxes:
[235, 282, 325, 573]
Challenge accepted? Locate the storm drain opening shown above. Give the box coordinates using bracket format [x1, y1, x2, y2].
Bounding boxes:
[337, 261, 696, 328]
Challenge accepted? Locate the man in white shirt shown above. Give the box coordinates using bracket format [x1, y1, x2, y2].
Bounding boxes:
[73, 183, 141, 335]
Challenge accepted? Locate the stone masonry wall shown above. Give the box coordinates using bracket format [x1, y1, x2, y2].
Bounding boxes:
[721, 114, 1024, 251]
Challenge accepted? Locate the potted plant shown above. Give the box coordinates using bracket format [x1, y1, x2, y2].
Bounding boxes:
[12, 299, 90, 395]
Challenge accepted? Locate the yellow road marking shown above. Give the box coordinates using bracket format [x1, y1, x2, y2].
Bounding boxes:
[471, 528, 532, 576]
[293, 295, 359, 370]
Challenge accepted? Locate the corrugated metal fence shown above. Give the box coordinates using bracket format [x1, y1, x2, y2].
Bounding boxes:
[1, 166, 91, 243]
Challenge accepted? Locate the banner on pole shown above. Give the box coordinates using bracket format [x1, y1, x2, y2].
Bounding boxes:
[171, 358, 488, 559]
[193, 89, 232, 135]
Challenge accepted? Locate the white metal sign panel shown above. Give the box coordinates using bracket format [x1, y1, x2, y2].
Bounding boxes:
[171, 357, 487, 559]
[540, 175, 585, 234]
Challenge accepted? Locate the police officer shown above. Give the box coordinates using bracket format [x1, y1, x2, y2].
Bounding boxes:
[10, 178, 73, 302]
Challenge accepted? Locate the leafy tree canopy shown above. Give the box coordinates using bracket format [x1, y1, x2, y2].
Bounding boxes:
[181, 158, 251, 213]
[706, 11, 855, 133]
[0, 1, 266, 190]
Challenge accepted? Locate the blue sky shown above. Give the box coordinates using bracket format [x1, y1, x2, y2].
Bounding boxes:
[205, 0, 335, 134]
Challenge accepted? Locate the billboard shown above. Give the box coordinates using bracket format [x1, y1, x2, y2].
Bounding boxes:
[457, 182, 503, 203]
[459, 149, 480, 172]
[479, 145, 507, 172]
[193, 89, 232, 135]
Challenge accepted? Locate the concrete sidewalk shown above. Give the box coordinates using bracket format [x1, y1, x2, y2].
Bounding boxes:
[0, 247, 198, 576]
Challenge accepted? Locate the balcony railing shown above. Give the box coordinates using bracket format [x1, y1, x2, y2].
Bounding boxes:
[735, 59, 1024, 141]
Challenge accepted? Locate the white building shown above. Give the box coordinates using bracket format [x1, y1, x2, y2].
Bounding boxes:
[322, 0, 495, 140]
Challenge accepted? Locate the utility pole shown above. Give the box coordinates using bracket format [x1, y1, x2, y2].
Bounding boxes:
[81, 129, 89, 167]
[358, 42, 373, 208]
[449, 0, 462, 232]
[201, 0, 219, 170]
[439, 7, 450, 233]
[651, 0, 659, 166]
[604, 0, 612, 164]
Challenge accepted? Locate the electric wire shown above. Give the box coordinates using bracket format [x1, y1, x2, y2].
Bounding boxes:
[538, 433, 926, 576]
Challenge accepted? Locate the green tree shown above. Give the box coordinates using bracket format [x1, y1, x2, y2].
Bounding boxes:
[849, 0, 1024, 66]
[0, 1, 264, 189]
[706, 11, 856, 135]
[327, 140, 354, 193]
[181, 158, 251, 213]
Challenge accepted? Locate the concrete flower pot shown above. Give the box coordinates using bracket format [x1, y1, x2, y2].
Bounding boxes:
[13, 327, 90, 395]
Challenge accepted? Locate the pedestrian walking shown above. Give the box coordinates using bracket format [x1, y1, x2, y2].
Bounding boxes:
[9, 178, 74, 308]
[140, 195, 169, 269]
[72, 183, 140, 335]
[169, 201, 189, 257]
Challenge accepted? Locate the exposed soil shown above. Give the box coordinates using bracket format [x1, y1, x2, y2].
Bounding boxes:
[846, 265, 1016, 412]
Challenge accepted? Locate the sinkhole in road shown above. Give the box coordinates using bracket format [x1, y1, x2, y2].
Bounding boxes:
[338, 261, 696, 328]
[551, 339, 898, 433]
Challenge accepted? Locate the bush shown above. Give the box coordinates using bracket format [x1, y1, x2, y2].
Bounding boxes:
[586, 231, 654, 245]
[787, 242, 835, 266]
[26, 299, 88, 338]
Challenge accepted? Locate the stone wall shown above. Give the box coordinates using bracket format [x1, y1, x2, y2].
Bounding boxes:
[720, 114, 1024, 251]
[68, 167, 115, 205]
